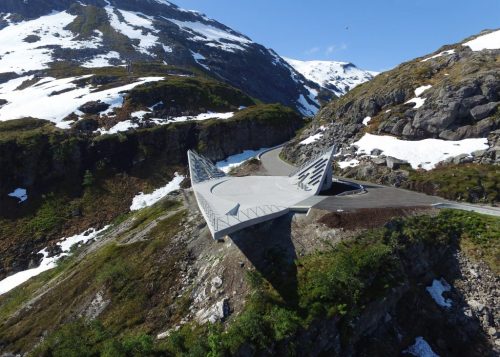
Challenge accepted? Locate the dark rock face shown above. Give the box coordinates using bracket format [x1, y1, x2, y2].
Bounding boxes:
[0, 112, 302, 198]
[282, 32, 500, 166]
[78, 100, 110, 114]
[0, 0, 323, 114]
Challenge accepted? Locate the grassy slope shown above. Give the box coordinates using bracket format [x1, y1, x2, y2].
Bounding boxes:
[3, 209, 495, 355]
[0, 200, 187, 354]
[404, 163, 500, 204]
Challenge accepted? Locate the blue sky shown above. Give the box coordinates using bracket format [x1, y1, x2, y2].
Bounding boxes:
[173, 0, 499, 71]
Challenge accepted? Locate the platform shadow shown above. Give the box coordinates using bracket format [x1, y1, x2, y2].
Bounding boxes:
[229, 213, 299, 306]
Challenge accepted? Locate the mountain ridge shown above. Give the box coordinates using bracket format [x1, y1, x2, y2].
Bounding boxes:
[284, 57, 377, 97]
[0, 0, 327, 115]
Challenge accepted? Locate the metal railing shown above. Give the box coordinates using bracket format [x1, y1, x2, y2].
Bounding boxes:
[188, 150, 226, 184]
[195, 193, 287, 233]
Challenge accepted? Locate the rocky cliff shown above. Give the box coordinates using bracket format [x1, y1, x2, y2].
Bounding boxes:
[283, 29, 499, 164]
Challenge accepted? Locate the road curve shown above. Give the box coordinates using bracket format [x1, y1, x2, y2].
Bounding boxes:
[258, 146, 295, 176]
[259, 145, 500, 217]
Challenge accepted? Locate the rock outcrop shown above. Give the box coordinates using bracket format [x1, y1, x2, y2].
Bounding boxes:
[282, 30, 500, 166]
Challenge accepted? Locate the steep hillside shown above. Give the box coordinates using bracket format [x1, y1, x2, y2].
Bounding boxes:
[0, 0, 323, 115]
[0, 193, 498, 355]
[283, 29, 500, 203]
[284, 57, 377, 97]
[0, 104, 302, 281]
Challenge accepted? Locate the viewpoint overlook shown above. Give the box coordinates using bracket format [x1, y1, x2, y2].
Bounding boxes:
[0, 0, 498, 356]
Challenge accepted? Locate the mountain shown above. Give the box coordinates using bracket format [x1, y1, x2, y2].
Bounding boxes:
[284, 57, 378, 97]
[282, 29, 500, 202]
[0, 0, 323, 116]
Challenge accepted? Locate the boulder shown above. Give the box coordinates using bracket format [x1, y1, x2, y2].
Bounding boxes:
[470, 102, 498, 121]
[72, 118, 99, 132]
[453, 154, 473, 164]
[386, 156, 408, 170]
[78, 100, 110, 115]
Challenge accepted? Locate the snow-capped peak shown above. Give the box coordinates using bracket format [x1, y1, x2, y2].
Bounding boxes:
[284, 57, 377, 97]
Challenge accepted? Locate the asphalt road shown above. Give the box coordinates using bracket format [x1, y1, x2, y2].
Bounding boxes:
[259, 146, 500, 217]
[258, 147, 295, 176]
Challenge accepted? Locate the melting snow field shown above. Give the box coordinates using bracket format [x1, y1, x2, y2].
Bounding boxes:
[426, 278, 452, 308]
[463, 29, 500, 51]
[106, 7, 159, 54]
[0, 11, 102, 73]
[352, 133, 488, 170]
[130, 173, 185, 211]
[167, 18, 252, 52]
[0, 76, 164, 124]
[216, 148, 269, 173]
[404, 337, 440, 357]
[0, 226, 109, 295]
[7, 188, 28, 203]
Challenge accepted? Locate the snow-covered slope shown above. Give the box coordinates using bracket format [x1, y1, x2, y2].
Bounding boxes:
[0, 0, 320, 115]
[284, 58, 377, 97]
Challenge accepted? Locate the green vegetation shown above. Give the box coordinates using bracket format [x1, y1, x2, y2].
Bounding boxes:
[229, 103, 300, 123]
[18, 210, 498, 355]
[0, 203, 187, 353]
[405, 163, 500, 204]
[0, 118, 57, 142]
[126, 76, 257, 112]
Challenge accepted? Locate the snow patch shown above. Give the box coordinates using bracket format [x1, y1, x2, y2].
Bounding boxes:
[421, 49, 455, 62]
[191, 51, 210, 71]
[163, 111, 234, 123]
[82, 51, 121, 68]
[130, 173, 185, 211]
[297, 94, 319, 116]
[414, 85, 432, 97]
[352, 133, 488, 170]
[0, 226, 109, 295]
[216, 148, 269, 173]
[8, 188, 27, 203]
[96, 120, 139, 135]
[299, 133, 323, 145]
[426, 278, 452, 308]
[404, 337, 440, 357]
[463, 29, 500, 51]
[106, 7, 159, 54]
[362, 116, 371, 126]
[167, 18, 252, 52]
[338, 159, 360, 169]
[405, 97, 426, 109]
